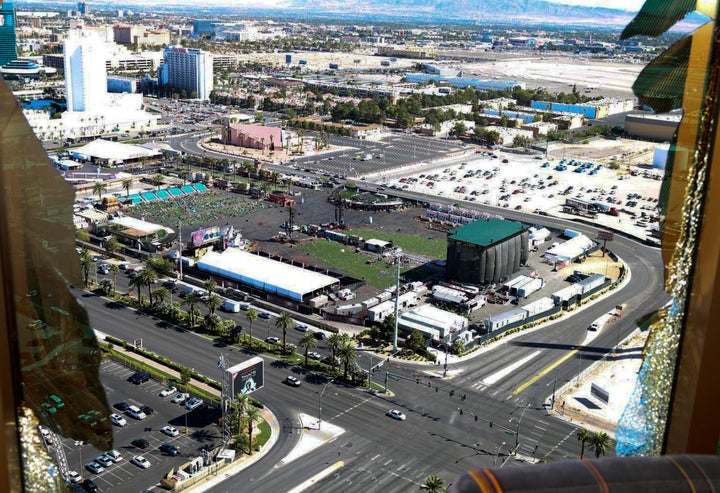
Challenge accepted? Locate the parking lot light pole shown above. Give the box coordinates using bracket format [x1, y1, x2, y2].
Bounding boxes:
[75, 441, 84, 469]
[494, 442, 506, 467]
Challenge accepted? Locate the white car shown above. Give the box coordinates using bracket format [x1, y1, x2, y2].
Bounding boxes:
[159, 386, 177, 398]
[66, 471, 82, 484]
[171, 392, 190, 404]
[105, 449, 122, 462]
[162, 425, 180, 437]
[295, 323, 309, 332]
[308, 351, 322, 360]
[130, 455, 151, 469]
[387, 409, 407, 421]
[38, 425, 53, 445]
[110, 413, 127, 427]
[126, 405, 147, 420]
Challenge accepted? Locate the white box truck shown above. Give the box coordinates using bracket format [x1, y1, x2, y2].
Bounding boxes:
[223, 299, 242, 313]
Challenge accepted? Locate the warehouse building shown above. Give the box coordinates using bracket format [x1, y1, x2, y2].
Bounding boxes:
[397, 304, 470, 344]
[197, 249, 339, 302]
[445, 218, 530, 285]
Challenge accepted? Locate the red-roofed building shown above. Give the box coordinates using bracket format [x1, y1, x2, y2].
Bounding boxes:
[225, 124, 283, 151]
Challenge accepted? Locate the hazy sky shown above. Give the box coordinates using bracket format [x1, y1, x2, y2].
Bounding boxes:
[549, 0, 644, 10]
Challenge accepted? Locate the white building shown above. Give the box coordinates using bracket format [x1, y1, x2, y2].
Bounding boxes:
[64, 30, 108, 112]
[159, 46, 213, 100]
[398, 304, 470, 343]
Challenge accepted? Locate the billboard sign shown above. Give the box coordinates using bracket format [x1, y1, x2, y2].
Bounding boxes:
[227, 356, 264, 397]
[597, 231, 614, 241]
[191, 226, 221, 246]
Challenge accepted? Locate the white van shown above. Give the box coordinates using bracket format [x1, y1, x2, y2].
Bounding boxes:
[126, 405, 146, 420]
[223, 299, 241, 313]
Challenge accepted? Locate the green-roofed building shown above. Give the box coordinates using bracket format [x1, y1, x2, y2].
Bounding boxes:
[446, 218, 530, 285]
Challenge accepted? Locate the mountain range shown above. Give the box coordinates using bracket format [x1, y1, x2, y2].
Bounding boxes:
[15, 0, 708, 29]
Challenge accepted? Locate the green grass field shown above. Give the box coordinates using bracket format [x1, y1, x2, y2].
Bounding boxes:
[298, 240, 411, 289]
[348, 229, 447, 258]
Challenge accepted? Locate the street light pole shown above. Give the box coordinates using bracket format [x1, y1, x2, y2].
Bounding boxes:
[318, 379, 334, 430]
[177, 223, 183, 280]
[392, 248, 402, 353]
[494, 441, 506, 467]
[514, 405, 531, 450]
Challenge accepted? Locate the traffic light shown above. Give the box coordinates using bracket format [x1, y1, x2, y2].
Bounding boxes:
[416, 377, 420, 384]
[461, 393, 467, 401]
[449, 390, 455, 397]
[474, 415, 478, 421]
[459, 408, 463, 415]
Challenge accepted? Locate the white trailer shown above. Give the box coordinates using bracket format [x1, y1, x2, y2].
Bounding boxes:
[222, 299, 242, 313]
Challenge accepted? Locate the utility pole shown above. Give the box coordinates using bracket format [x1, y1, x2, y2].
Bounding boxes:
[392, 248, 403, 353]
[177, 223, 183, 280]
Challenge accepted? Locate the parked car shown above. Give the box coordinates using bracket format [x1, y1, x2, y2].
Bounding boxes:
[80, 479, 99, 493]
[313, 331, 327, 340]
[113, 401, 130, 412]
[66, 471, 82, 484]
[131, 455, 151, 469]
[162, 426, 180, 437]
[131, 438, 149, 449]
[94, 455, 113, 467]
[38, 425, 53, 445]
[171, 392, 190, 404]
[126, 405, 147, 420]
[140, 405, 155, 416]
[110, 414, 127, 427]
[105, 449, 122, 462]
[186, 397, 204, 411]
[84, 462, 104, 474]
[159, 386, 177, 397]
[285, 376, 301, 387]
[159, 442, 180, 456]
[127, 371, 151, 385]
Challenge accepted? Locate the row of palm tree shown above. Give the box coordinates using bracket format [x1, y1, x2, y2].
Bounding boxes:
[577, 428, 612, 459]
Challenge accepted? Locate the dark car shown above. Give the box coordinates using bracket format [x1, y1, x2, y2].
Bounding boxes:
[131, 438, 150, 449]
[128, 371, 151, 385]
[140, 405, 155, 416]
[159, 442, 180, 456]
[313, 331, 327, 340]
[113, 401, 130, 412]
[80, 479, 99, 493]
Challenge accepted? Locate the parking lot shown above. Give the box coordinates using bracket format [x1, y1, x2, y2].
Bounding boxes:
[55, 360, 221, 493]
[288, 133, 465, 177]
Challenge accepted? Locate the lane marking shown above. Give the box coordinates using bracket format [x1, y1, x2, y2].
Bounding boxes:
[513, 347, 581, 395]
[483, 351, 541, 385]
[287, 461, 345, 493]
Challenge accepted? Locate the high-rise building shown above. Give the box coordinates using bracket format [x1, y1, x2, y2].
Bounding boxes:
[159, 46, 213, 100]
[63, 30, 108, 112]
[77, 1, 89, 15]
[0, 2, 18, 67]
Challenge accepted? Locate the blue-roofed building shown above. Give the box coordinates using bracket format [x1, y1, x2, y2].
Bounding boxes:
[404, 73, 523, 91]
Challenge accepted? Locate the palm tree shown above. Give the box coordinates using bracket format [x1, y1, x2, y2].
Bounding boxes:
[589, 431, 612, 459]
[274, 311, 295, 353]
[422, 475, 446, 493]
[152, 286, 169, 308]
[203, 278, 218, 294]
[121, 178, 133, 198]
[142, 267, 158, 305]
[109, 263, 119, 294]
[299, 332, 317, 366]
[327, 333, 344, 370]
[245, 407, 263, 455]
[129, 273, 145, 304]
[577, 428, 592, 459]
[260, 137, 265, 154]
[234, 393, 250, 434]
[80, 253, 93, 287]
[92, 181, 108, 202]
[338, 340, 358, 381]
[183, 292, 201, 327]
[205, 293, 223, 316]
[246, 308, 258, 346]
[104, 236, 120, 258]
